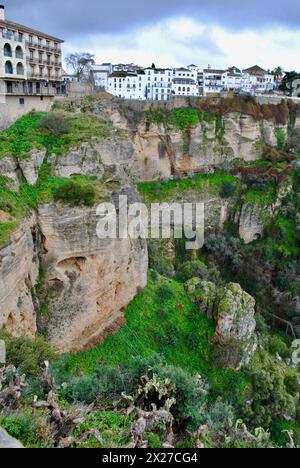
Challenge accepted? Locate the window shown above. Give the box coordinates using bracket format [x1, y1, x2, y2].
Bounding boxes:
[29, 35, 33, 44]
[19, 98, 25, 105]
[15, 46, 23, 59]
[5, 61, 13, 74]
[4, 43, 12, 57]
[16, 63, 24, 75]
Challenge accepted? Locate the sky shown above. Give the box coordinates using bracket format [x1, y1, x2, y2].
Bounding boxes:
[3, 0, 300, 71]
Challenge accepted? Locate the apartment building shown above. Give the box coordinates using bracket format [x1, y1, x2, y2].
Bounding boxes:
[225, 66, 243, 92]
[172, 67, 198, 97]
[241, 65, 275, 93]
[145, 67, 173, 101]
[107, 70, 147, 100]
[0, 5, 64, 127]
[0, 5, 64, 100]
[90, 63, 112, 90]
[203, 68, 226, 96]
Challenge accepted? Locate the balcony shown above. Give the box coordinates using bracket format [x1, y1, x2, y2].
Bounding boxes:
[2, 31, 24, 43]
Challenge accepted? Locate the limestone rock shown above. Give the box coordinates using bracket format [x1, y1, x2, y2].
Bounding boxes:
[214, 283, 257, 369]
[236, 203, 267, 244]
[186, 279, 217, 320]
[37, 196, 148, 353]
[0, 214, 38, 337]
[0, 427, 23, 448]
[18, 149, 47, 185]
[0, 157, 20, 190]
[191, 280, 257, 369]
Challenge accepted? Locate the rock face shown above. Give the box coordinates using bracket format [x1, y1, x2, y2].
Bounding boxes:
[236, 203, 267, 244]
[0, 214, 38, 337]
[214, 283, 257, 369]
[45, 106, 285, 184]
[186, 280, 257, 369]
[0, 427, 24, 448]
[0, 157, 20, 190]
[37, 201, 148, 352]
[0, 187, 148, 352]
[18, 149, 47, 185]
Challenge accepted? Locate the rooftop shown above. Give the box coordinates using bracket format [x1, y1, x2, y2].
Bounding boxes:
[243, 65, 268, 75]
[0, 17, 64, 43]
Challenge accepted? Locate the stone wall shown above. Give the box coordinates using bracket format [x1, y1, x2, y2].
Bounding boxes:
[0, 92, 55, 130]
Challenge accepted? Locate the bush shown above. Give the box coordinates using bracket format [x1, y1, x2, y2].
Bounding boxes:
[0, 331, 57, 378]
[268, 335, 291, 359]
[156, 283, 175, 302]
[219, 181, 237, 199]
[0, 411, 53, 447]
[53, 180, 97, 207]
[239, 356, 297, 429]
[176, 260, 209, 283]
[40, 112, 71, 137]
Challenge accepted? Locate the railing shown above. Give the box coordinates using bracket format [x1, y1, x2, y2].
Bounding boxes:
[6, 87, 64, 96]
[2, 32, 24, 42]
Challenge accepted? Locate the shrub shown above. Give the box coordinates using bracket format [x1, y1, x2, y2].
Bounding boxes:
[239, 356, 297, 429]
[156, 283, 175, 302]
[0, 412, 53, 447]
[219, 181, 237, 199]
[268, 335, 291, 359]
[53, 180, 97, 207]
[0, 331, 57, 378]
[60, 374, 100, 404]
[40, 112, 71, 137]
[176, 260, 209, 283]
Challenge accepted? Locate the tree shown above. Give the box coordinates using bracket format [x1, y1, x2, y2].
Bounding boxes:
[273, 66, 284, 87]
[279, 71, 300, 95]
[65, 52, 95, 82]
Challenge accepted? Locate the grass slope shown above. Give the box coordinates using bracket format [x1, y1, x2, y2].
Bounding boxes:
[61, 273, 249, 401]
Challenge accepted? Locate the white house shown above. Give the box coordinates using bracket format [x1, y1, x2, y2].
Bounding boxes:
[203, 68, 226, 95]
[107, 70, 147, 100]
[241, 66, 275, 94]
[224, 66, 243, 92]
[172, 68, 198, 96]
[91, 63, 112, 90]
[145, 67, 173, 101]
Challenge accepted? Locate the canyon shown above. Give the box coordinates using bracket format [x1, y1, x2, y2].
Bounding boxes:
[0, 95, 298, 354]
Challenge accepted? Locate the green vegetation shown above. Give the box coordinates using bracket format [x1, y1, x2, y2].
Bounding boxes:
[0, 330, 56, 379]
[0, 111, 111, 159]
[138, 171, 241, 204]
[55, 274, 249, 401]
[275, 128, 286, 151]
[73, 411, 132, 448]
[0, 170, 112, 246]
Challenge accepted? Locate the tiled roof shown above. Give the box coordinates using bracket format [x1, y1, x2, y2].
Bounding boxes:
[243, 65, 267, 75]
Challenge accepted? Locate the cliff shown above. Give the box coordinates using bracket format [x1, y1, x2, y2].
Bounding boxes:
[0, 96, 297, 353]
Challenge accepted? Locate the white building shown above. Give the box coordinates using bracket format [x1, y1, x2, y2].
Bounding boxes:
[224, 66, 243, 92]
[61, 71, 78, 83]
[145, 67, 173, 101]
[91, 63, 112, 90]
[0, 5, 64, 100]
[172, 68, 198, 97]
[203, 68, 226, 95]
[241, 66, 275, 94]
[107, 70, 147, 100]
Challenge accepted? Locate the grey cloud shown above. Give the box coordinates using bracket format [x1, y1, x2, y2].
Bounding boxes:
[4, 0, 300, 40]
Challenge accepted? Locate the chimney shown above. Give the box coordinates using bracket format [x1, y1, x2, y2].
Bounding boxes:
[0, 5, 5, 21]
